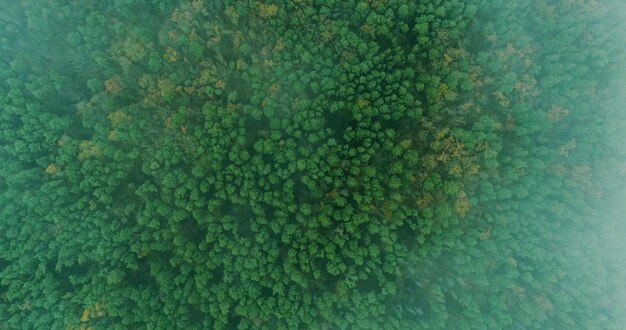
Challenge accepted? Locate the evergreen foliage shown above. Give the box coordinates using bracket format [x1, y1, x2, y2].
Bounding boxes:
[0, 0, 624, 328]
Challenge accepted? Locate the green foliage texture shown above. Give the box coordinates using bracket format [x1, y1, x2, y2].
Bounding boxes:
[0, 0, 625, 329]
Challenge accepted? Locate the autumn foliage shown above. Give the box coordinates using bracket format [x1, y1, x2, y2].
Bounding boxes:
[0, 0, 624, 329]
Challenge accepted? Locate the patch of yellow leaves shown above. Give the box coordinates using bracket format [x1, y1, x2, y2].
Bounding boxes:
[45, 164, 59, 175]
[454, 195, 471, 216]
[225, 6, 240, 24]
[558, 139, 576, 157]
[258, 2, 278, 18]
[449, 164, 463, 176]
[416, 193, 433, 210]
[268, 82, 280, 94]
[78, 141, 101, 160]
[274, 38, 285, 52]
[158, 78, 175, 97]
[443, 53, 454, 66]
[171, 8, 192, 23]
[108, 130, 120, 141]
[107, 111, 128, 126]
[80, 302, 105, 326]
[439, 83, 457, 101]
[233, 31, 244, 49]
[104, 76, 122, 94]
[493, 91, 510, 108]
[547, 104, 569, 122]
[361, 23, 375, 37]
[469, 163, 481, 176]
[355, 99, 370, 109]
[122, 36, 149, 62]
[163, 48, 179, 62]
[191, 0, 204, 12]
[515, 74, 539, 99]
[57, 134, 70, 147]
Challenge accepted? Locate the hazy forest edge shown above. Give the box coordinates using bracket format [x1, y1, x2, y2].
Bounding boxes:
[1, 0, 625, 329]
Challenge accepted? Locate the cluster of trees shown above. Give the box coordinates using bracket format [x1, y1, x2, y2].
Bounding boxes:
[1, 0, 624, 328]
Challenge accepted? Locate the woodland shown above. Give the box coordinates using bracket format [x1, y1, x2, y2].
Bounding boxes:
[1, 0, 625, 329]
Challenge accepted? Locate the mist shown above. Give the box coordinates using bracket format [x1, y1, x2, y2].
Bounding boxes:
[0, 0, 624, 328]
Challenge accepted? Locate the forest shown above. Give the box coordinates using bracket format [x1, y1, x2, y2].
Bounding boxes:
[1, 0, 625, 329]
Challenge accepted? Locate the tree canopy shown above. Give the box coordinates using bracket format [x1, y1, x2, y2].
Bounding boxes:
[1, 0, 625, 329]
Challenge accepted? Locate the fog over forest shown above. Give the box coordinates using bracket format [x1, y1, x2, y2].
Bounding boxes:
[0, 1, 625, 329]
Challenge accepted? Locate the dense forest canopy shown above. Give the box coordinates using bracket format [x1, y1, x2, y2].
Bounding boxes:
[1, 0, 625, 328]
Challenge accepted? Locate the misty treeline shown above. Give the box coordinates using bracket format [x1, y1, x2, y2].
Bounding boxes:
[1, 0, 624, 328]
